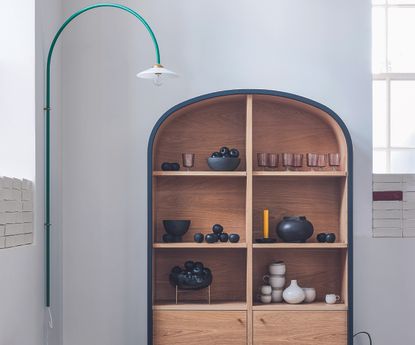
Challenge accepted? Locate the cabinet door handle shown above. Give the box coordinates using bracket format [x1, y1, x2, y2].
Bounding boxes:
[237, 318, 244, 325]
[260, 318, 266, 324]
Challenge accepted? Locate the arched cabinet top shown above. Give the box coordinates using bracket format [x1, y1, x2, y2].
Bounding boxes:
[149, 89, 353, 173]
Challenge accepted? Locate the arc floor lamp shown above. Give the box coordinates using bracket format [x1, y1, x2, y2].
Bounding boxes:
[45, 3, 177, 308]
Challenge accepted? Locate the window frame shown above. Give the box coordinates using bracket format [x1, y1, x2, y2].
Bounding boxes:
[373, 1, 415, 173]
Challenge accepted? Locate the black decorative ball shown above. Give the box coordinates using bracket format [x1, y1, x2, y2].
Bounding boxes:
[316, 233, 327, 243]
[212, 224, 224, 234]
[325, 233, 336, 243]
[219, 233, 229, 242]
[194, 233, 204, 243]
[205, 234, 216, 243]
[161, 162, 172, 171]
[229, 233, 240, 243]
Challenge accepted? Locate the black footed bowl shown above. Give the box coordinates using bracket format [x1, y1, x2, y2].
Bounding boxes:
[170, 268, 213, 290]
[207, 157, 241, 171]
[163, 220, 191, 237]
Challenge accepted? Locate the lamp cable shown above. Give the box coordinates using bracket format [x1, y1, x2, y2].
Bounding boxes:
[353, 331, 373, 345]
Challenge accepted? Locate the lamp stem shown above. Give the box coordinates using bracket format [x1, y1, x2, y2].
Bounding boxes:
[45, 2, 161, 307]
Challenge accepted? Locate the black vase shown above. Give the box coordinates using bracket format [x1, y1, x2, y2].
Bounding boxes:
[276, 216, 314, 243]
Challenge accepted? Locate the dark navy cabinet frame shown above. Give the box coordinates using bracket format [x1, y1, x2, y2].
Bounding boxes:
[147, 89, 353, 345]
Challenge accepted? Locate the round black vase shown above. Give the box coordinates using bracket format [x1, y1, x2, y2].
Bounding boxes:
[276, 216, 314, 243]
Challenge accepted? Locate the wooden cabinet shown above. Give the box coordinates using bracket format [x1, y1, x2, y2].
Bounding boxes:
[253, 311, 347, 345]
[149, 90, 353, 345]
[154, 311, 247, 345]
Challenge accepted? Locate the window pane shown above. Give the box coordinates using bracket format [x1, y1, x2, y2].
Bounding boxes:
[388, 8, 415, 72]
[373, 150, 388, 173]
[391, 150, 415, 173]
[372, 7, 387, 73]
[390, 81, 415, 147]
[372, 0, 385, 4]
[373, 80, 388, 147]
[389, 0, 415, 4]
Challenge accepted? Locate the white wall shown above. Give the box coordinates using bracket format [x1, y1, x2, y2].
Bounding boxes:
[56, 1, 410, 345]
[0, 1, 41, 344]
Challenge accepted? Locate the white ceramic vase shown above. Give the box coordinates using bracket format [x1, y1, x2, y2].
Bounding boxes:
[282, 280, 305, 304]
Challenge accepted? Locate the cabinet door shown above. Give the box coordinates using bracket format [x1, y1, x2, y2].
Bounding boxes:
[154, 311, 247, 345]
[254, 311, 347, 345]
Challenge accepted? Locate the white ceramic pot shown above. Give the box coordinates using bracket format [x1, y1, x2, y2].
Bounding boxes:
[263, 274, 285, 289]
[269, 261, 286, 275]
[302, 288, 316, 303]
[260, 294, 272, 304]
[271, 289, 283, 303]
[282, 280, 305, 304]
[261, 285, 272, 295]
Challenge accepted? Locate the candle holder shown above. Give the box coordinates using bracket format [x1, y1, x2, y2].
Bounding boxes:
[257, 153, 267, 170]
[255, 237, 277, 243]
[282, 153, 293, 171]
[267, 153, 279, 170]
[328, 153, 340, 170]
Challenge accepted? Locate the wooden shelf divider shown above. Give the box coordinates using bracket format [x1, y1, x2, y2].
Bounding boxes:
[252, 243, 348, 249]
[153, 242, 247, 249]
[154, 301, 247, 311]
[252, 302, 348, 311]
[253, 171, 347, 177]
[153, 171, 247, 177]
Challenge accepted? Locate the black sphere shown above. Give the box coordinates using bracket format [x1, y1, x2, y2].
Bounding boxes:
[184, 261, 195, 270]
[326, 233, 336, 243]
[230, 149, 240, 158]
[194, 233, 204, 243]
[212, 224, 224, 234]
[316, 233, 327, 243]
[161, 162, 172, 171]
[205, 234, 216, 243]
[170, 163, 180, 171]
[211, 151, 222, 158]
[220, 147, 230, 156]
[229, 233, 240, 243]
[219, 233, 229, 242]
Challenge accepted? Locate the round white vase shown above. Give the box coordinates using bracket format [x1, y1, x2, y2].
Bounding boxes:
[282, 280, 305, 304]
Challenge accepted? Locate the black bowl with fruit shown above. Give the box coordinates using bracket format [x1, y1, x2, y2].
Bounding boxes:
[169, 261, 213, 290]
[207, 146, 241, 171]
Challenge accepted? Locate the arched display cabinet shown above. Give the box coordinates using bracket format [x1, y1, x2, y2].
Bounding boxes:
[148, 90, 353, 345]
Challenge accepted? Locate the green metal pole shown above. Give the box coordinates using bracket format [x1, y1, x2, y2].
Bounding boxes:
[45, 3, 161, 307]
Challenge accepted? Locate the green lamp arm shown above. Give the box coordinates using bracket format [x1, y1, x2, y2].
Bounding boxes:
[45, 3, 161, 307]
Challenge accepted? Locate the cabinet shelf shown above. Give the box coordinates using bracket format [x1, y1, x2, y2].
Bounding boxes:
[153, 242, 247, 249]
[253, 171, 347, 177]
[154, 301, 247, 311]
[153, 171, 247, 177]
[253, 243, 347, 249]
[253, 302, 348, 311]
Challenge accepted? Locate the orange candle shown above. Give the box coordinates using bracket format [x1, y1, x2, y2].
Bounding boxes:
[263, 209, 269, 238]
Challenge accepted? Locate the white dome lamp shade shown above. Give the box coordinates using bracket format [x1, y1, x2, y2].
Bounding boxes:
[137, 63, 178, 86]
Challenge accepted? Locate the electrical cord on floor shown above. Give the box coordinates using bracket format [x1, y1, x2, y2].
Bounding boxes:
[354, 331, 373, 345]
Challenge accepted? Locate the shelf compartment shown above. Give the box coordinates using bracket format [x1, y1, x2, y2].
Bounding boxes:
[252, 249, 347, 305]
[153, 94, 247, 172]
[154, 176, 246, 243]
[252, 94, 348, 172]
[253, 171, 346, 177]
[252, 302, 347, 311]
[154, 301, 247, 311]
[252, 243, 347, 249]
[154, 242, 247, 249]
[153, 171, 247, 177]
[253, 176, 347, 243]
[153, 248, 246, 305]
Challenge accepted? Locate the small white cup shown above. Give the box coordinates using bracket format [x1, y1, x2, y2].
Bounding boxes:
[269, 261, 286, 275]
[260, 294, 272, 304]
[325, 294, 340, 304]
[263, 274, 285, 289]
[261, 285, 272, 295]
[271, 289, 283, 303]
[302, 288, 316, 303]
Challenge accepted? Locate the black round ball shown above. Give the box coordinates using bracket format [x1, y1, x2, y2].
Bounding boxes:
[161, 162, 172, 171]
[212, 224, 224, 234]
[193, 261, 204, 270]
[326, 233, 336, 243]
[316, 233, 327, 243]
[230, 149, 240, 158]
[219, 233, 229, 242]
[205, 234, 216, 243]
[220, 147, 230, 156]
[211, 151, 222, 158]
[170, 163, 180, 171]
[229, 233, 240, 243]
[194, 233, 204, 243]
[184, 260, 194, 270]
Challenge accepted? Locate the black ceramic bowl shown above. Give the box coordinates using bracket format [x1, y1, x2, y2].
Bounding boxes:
[207, 157, 241, 171]
[163, 220, 191, 237]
